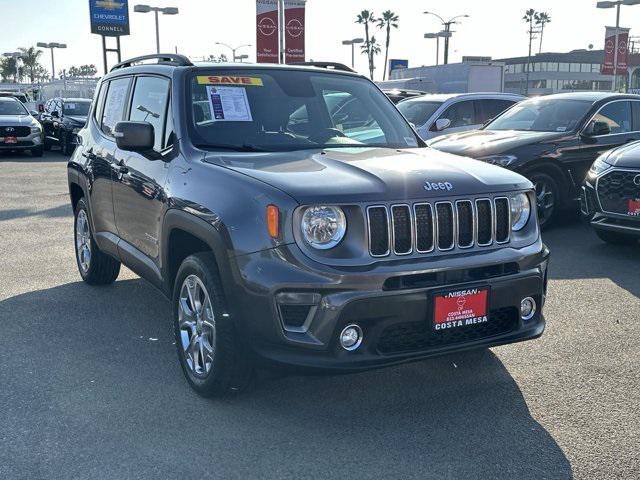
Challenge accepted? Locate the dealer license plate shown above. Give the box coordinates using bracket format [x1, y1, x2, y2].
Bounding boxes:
[433, 287, 489, 331]
[628, 199, 640, 216]
[3, 136, 17, 144]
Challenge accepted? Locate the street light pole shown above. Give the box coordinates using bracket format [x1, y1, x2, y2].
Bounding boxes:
[423, 12, 469, 65]
[342, 38, 364, 69]
[215, 42, 252, 62]
[597, 0, 640, 92]
[37, 42, 67, 80]
[134, 4, 179, 54]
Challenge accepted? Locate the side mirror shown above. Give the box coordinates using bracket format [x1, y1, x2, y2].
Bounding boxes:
[435, 118, 452, 131]
[584, 120, 610, 137]
[114, 121, 154, 152]
[51, 111, 59, 118]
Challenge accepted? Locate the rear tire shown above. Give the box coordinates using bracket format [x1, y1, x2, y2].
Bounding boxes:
[74, 198, 121, 285]
[173, 252, 253, 397]
[594, 228, 638, 246]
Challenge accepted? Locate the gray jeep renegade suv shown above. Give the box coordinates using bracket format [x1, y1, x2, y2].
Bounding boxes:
[67, 54, 550, 397]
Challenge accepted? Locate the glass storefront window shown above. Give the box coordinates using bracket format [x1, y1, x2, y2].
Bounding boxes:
[559, 63, 570, 72]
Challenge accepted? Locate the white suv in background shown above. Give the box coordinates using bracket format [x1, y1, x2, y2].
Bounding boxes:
[397, 92, 525, 140]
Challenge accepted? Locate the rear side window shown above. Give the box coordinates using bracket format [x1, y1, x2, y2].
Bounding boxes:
[101, 77, 131, 137]
[128, 76, 170, 151]
[476, 99, 517, 124]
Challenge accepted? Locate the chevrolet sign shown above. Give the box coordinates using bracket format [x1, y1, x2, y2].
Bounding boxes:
[89, 0, 130, 37]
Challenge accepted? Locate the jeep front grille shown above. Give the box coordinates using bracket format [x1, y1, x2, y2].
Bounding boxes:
[367, 197, 511, 258]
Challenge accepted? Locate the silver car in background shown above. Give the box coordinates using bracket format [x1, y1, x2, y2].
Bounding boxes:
[397, 92, 525, 140]
[0, 97, 44, 157]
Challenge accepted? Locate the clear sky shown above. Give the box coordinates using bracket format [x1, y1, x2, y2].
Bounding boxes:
[0, 0, 637, 79]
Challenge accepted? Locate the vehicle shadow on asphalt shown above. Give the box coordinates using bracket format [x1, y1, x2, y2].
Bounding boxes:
[543, 215, 640, 298]
[0, 204, 71, 222]
[0, 151, 67, 163]
[0, 279, 573, 480]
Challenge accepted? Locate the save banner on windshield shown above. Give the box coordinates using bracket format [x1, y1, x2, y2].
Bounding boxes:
[89, 0, 130, 36]
[601, 26, 629, 75]
[256, 0, 306, 64]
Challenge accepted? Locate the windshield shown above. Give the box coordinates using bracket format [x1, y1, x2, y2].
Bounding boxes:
[63, 101, 91, 116]
[486, 98, 593, 132]
[0, 99, 28, 116]
[188, 70, 420, 151]
[397, 100, 442, 126]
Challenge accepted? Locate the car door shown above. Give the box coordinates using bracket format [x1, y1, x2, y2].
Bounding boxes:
[431, 100, 476, 136]
[87, 77, 132, 237]
[564, 100, 640, 184]
[112, 75, 171, 263]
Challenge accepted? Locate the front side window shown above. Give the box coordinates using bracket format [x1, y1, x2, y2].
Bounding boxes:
[188, 70, 419, 152]
[128, 76, 170, 151]
[440, 101, 475, 128]
[486, 98, 593, 132]
[591, 102, 632, 134]
[397, 100, 443, 127]
[101, 77, 131, 136]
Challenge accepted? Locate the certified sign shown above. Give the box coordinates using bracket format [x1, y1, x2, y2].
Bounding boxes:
[89, 0, 130, 37]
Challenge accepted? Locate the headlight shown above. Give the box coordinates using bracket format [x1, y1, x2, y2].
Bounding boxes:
[589, 154, 612, 176]
[301, 205, 347, 249]
[478, 155, 518, 167]
[510, 192, 531, 231]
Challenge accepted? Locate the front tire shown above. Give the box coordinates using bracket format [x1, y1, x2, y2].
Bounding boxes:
[529, 171, 560, 229]
[594, 228, 638, 246]
[74, 198, 121, 285]
[173, 252, 253, 397]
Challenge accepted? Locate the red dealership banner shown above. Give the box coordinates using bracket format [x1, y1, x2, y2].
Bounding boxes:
[284, 0, 306, 64]
[256, 0, 306, 64]
[256, 0, 279, 63]
[601, 26, 630, 75]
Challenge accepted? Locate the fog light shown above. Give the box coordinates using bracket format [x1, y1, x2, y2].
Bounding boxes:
[521, 297, 536, 321]
[339, 324, 363, 351]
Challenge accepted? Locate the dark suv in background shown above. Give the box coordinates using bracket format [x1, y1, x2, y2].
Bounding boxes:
[41, 97, 92, 155]
[428, 92, 640, 227]
[67, 54, 549, 397]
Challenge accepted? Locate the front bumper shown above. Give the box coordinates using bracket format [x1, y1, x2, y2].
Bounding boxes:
[0, 132, 42, 150]
[227, 240, 550, 372]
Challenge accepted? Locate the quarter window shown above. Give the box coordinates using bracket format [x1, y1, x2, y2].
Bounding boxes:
[128, 76, 170, 151]
[593, 102, 632, 135]
[101, 77, 131, 136]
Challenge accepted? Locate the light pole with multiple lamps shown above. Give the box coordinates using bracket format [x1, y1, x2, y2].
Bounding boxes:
[424, 32, 451, 66]
[342, 38, 364, 69]
[215, 42, 252, 62]
[423, 11, 469, 65]
[36, 42, 67, 80]
[596, 0, 640, 92]
[134, 4, 179, 54]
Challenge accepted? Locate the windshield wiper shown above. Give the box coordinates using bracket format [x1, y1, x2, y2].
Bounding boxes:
[194, 143, 272, 152]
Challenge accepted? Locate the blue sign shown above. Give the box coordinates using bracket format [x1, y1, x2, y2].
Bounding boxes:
[89, 0, 130, 37]
[389, 59, 409, 77]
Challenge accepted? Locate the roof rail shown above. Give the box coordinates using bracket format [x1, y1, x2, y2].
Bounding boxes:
[291, 62, 356, 73]
[110, 54, 193, 72]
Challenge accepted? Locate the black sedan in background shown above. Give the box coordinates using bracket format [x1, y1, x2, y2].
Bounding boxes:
[40, 98, 91, 155]
[582, 141, 640, 245]
[428, 92, 640, 227]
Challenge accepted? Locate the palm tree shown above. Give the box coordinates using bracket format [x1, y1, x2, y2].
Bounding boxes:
[18, 46, 43, 83]
[0, 56, 19, 82]
[522, 9, 538, 95]
[356, 10, 377, 79]
[360, 36, 381, 79]
[377, 10, 399, 81]
[535, 12, 551, 54]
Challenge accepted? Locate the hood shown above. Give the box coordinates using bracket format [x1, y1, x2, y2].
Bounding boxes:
[427, 129, 569, 158]
[603, 140, 640, 168]
[206, 147, 532, 204]
[65, 115, 87, 124]
[0, 115, 37, 126]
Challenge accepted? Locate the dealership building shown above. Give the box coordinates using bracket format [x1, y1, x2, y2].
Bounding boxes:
[499, 49, 640, 95]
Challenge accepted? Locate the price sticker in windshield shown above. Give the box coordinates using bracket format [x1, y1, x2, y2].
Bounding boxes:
[197, 76, 263, 87]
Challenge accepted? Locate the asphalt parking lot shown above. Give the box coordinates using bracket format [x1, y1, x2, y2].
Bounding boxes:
[0, 151, 638, 480]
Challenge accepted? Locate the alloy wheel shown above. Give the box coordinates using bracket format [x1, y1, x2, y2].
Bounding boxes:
[535, 179, 555, 226]
[75, 209, 91, 273]
[178, 275, 216, 377]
